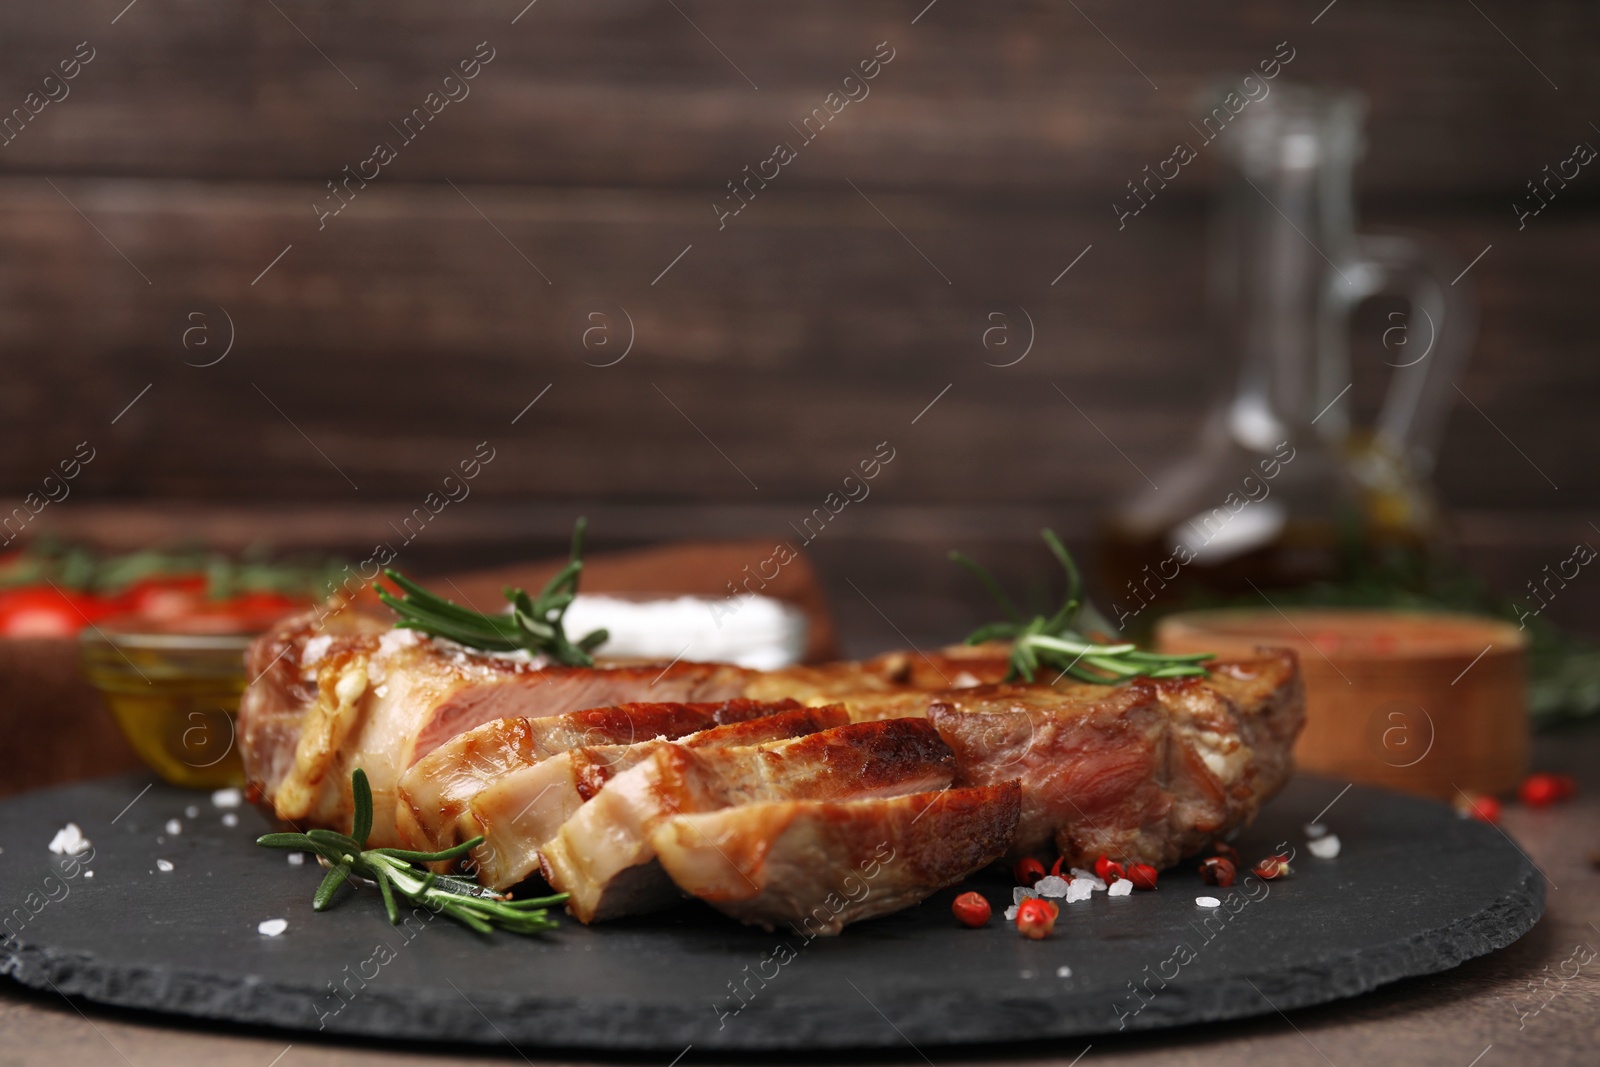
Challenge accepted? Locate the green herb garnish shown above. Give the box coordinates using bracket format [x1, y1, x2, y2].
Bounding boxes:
[257, 769, 566, 935]
[952, 528, 1213, 684]
[375, 517, 608, 666]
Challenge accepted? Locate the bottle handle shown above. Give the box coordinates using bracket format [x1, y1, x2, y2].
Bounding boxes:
[1340, 232, 1478, 478]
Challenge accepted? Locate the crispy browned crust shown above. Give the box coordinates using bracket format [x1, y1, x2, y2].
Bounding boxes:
[566, 705, 849, 802]
[917, 651, 1304, 868]
[646, 717, 957, 804]
[743, 648, 1014, 704]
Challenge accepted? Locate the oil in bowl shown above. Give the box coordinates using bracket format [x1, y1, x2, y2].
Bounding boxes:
[81, 617, 257, 789]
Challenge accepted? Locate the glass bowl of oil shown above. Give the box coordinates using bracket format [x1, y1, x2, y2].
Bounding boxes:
[80, 616, 258, 789]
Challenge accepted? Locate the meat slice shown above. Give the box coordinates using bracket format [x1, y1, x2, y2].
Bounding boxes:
[395, 698, 801, 856]
[653, 782, 1021, 934]
[458, 705, 852, 889]
[540, 719, 957, 922]
[240, 607, 752, 846]
[840, 650, 1304, 868]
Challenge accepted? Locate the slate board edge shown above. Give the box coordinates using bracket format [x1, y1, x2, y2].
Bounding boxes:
[0, 864, 1544, 1051]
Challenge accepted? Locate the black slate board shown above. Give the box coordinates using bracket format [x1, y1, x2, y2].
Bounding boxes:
[0, 774, 1541, 1051]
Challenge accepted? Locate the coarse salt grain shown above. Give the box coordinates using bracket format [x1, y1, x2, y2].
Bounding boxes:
[222, 813, 239, 828]
[185, 805, 200, 819]
[1196, 896, 1223, 908]
[1064, 880, 1096, 904]
[287, 853, 305, 866]
[83, 870, 94, 879]
[1070, 868, 1107, 891]
[1034, 875, 1071, 898]
[1056, 965, 1072, 978]
[1013, 886, 1040, 905]
[156, 859, 174, 872]
[1107, 878, 1133, 897]
[1004, 905, 1020, 921]
[1307, 834, 1341, 859]
[1303, 821, 1328, 839]
[211, 788, 242, 809]
[165, 818, 182, 836]
[257, 918, 288, 937]
[48, 823, 91, 857]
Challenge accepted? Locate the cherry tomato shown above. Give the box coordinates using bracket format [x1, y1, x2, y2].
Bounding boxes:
[118, 576, 207, 620]
[0, 586, 109, 637]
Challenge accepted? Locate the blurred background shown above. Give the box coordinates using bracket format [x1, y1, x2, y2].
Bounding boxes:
[0, 1, 1595, 661]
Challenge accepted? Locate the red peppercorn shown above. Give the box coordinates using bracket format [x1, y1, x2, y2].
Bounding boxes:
[1520, 774, 1561, 807]
[951, 891, 991, 928]
[1455, 793, 1501, 823]
[1127, 863, 1159, 890]
[1048, 855, 1065, 879]
[1013, 857, 1046, 887]
[1210, 842, 1241, 865]
[1198, 856, 1235, 887]
[1015, 898, 1057, 940]
[1093, 854, 1124, 883]
[1519, 773, 1577, 807]
[1252, 854, 1291, 880]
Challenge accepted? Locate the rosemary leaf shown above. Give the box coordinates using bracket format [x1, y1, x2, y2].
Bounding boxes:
[314, 862, 353, 910]
[953, 529, 1214, 684]
[376, 517, 606, 665]
[258, 769, 566, 936]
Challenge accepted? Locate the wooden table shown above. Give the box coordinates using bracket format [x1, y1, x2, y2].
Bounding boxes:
[3, 727, 1595, 1067]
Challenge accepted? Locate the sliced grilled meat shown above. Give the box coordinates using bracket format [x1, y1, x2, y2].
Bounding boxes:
[653, 781, 1021, 934]
[540, 719, 956, 921]
[441, 706, 851, 888]
[395, 698, 802, 856]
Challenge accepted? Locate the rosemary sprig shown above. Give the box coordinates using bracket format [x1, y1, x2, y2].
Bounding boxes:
[257, 769, 567, 935]
[375, 517, 608, 666]
[951, 528, 1214, 684]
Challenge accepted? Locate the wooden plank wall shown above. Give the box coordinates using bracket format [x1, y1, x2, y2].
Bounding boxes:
[1, 0, 1596, 646]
